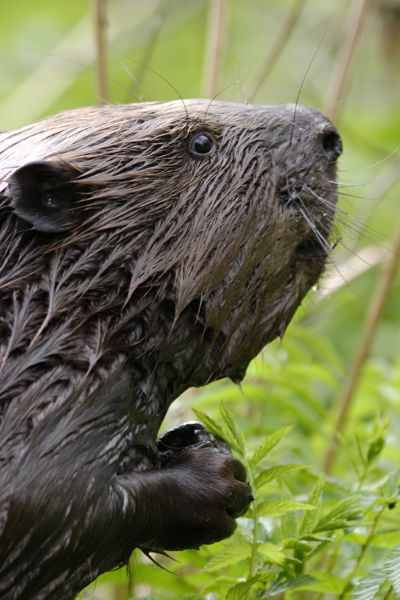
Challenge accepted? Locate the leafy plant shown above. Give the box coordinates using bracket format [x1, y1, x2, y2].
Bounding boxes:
[84, 327, 400, 600]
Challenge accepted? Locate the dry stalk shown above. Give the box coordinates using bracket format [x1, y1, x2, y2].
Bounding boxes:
[133, 0, 171, 90]
[247, 0, 307, 102]
[324, 0, 373, 124]
[202, 0, 228, 99]
[323, 222, 400, 474]
[92, 0, 110, 104]
[345, 166, 400, 254]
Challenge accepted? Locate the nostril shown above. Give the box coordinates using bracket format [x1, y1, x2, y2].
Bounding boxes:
[320, 127, 343, 159]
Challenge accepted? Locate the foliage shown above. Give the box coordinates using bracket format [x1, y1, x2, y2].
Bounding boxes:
[85, 327, 400, 599]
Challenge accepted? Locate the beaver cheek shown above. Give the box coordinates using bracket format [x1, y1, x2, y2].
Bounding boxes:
[8, 160, 80, 233]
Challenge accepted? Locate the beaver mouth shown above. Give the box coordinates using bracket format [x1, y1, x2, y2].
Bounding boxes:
[282, 180, 337, 259]
[295, 234, 329, 258]
[283, 182, 336, 209]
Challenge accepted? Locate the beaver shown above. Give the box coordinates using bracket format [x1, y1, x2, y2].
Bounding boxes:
[0, 99, 342, 599]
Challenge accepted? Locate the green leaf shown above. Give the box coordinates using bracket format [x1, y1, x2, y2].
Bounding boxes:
[302, 571, 345, 594]
[351, 571, 386, 600]
[219, 403, 246, 457]
[263, 574, 319, 596]
[205, 536, 251, 572]
[366, 435, 385, 465]
[301, 534, 332, 543]
[384, 545, 400, 594]
[366, 419, 389, 466]
[313, 497, 361, 532]
[281, 510, 298, 540]
[191, 408, 226, 441]
[226, 576, 261, 600]
[254, 464, 306, 490]
[257, 542, 287, 566]
[257, 499, 316, 517]
[380, 470, 400, 500]
[300, 477, 325, 534]
[249, 426, 293, 467]
[368, 530, 400, 548]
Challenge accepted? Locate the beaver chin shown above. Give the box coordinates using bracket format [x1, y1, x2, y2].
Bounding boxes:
[195, 187, 338, 385]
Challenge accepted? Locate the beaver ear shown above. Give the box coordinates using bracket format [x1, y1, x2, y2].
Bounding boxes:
[8, 161, 81, 233]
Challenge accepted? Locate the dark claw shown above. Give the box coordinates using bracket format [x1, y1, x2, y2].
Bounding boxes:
[157, 421, 231, 466]
[226, 482, 253, 517]
[232, 458, 247, 482]
[157, 421, 209, 452]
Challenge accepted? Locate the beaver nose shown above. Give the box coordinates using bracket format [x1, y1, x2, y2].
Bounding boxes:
[318, 125, 343, 160]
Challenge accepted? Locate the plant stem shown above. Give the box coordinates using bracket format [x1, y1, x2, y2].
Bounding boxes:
[323, 223, 400, 474]
[112, 582, 128, 600]
[248, 497, 259, 575]
[92, 0, 110, 104]
[247, 0, 306, 102]
[382, 586, 394, 599]
[324, 0, 372, 124]
[202, 0, 228, 99]
[133, 0, 171, 91]
[245, 459, 259, 600]
[338, 505, 385, 599]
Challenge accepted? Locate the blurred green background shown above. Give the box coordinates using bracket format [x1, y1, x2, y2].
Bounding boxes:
[1, 1, 400, 598]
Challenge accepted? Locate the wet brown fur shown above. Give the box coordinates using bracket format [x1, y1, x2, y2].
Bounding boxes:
[0, 100, 341, 599]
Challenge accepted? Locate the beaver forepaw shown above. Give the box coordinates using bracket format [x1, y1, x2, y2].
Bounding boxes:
[116, 425, 252, 553]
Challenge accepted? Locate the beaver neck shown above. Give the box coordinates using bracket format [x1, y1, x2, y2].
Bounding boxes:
[0, 277, 228, 469]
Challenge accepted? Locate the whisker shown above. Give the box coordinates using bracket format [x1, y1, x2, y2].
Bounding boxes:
[338, 191, 379, 202]
[339, 147, 399, 172]
[325, 178, 368, 188]
[295, 201, 363, 296]
[304, 185, 391, 247]
[318, 245, 388, 300]
[297, 201, 332, 255]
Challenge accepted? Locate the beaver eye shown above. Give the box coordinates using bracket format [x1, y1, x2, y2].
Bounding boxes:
[188, 133, 215, 157]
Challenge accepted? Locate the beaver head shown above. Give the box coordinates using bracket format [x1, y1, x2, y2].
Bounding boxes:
[0, 100, 340, 393]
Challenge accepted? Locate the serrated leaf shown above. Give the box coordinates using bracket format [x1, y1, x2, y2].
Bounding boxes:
[314, 497, 361, 533]
[380, 470, 400, 499]
[366, 437, 385, 465]
[301, 534, 332, 543]
[384, 545, 400, 593]
[317, 519, 358, 532]
[249, 426, 293, 467]
[205, 536, 251, 572]
[257, 499, 315, 517]
[257, 542, 286, 565]
[351, 571, 386, 600]
[301, 571, 345, 594]
[300, 477, 324, 534]
[254, 464, 306, 490]
[370, 531, 400, 548]
[292, 540, 313, 555]
[262, 574, 319, 596]
[192, 408, 226, 441]
[219, 403, 246, 457]
[306, 540, 334, 562]
[281, 510, 298, 539]
[226, 576, 261, 600]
